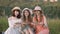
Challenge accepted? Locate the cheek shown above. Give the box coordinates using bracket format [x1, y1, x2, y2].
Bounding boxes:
[25, 13, 28, 15]
[15, 11, 19, 15]
[25, 12, 29, 16]
[16, 12, 19, 15]
[33, 12, 36, 14]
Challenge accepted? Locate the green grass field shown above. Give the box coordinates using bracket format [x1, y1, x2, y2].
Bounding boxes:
[0, 17, 60, 34]
[0, 17, 8, 32]
[48, 19, 60, 34]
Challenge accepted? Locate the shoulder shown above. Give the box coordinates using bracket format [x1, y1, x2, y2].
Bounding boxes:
[18, 18, 23, 22]
[42, 15, 47, 22]
[43, 15, 46, 18]
[8, 16, 14, 20]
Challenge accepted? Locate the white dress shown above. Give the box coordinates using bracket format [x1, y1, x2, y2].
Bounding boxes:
[4, 16, 22, 34]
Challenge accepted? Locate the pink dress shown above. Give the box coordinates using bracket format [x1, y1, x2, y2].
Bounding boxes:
[33, 16, 49, 34]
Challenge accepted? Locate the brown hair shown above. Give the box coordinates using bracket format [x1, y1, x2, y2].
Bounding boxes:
[33, 10, 43, 22]
[12, 9, 21, 18]
[39, 10, 43, 22]
[22, 10, 32, 22]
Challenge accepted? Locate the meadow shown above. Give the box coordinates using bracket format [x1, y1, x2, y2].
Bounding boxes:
[0, 17, 60, 34]
[48, 18, 60, 34]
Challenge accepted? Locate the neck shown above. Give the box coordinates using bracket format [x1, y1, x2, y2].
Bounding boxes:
[37, 15, 41, 22]
[26, 16, 28, 22]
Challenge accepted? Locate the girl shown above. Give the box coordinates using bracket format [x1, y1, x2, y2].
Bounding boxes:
[5, 7, 23, 34]
[32, 6, 49, 34]
[22, 8, 34, 34]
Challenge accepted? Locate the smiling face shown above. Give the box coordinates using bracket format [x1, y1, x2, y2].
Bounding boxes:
[12, 9, 21, 18]
[24, 10, 29, 17]
[36, 11, 41, 15]
[33, 10, 40, 15]
[23, 10, 32, 22]
[14, 11, 19, 17]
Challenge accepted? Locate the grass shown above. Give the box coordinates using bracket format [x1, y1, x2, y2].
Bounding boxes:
[47, 19, 60, 34]
[0, 17, 60, 34]
[0, 16, 8, 32]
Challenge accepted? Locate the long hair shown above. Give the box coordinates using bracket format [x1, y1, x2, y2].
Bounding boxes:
[38, 10, 43, 22]
[22, 10, 32, 22]
[12, 9, 21, 19]
[33, 10, 43, 22]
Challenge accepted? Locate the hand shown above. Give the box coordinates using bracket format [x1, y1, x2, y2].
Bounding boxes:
[13, 23, 21, 28]
[30, 23, 36, 28]
[31, 23, 35, 26]
[13, 24, 16, 28]
[38, 22, 44, 25]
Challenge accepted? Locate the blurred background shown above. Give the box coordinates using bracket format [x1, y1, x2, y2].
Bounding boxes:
[0, 0, 60, 34]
